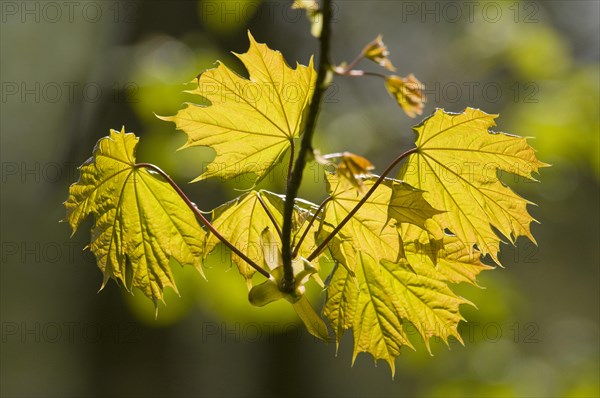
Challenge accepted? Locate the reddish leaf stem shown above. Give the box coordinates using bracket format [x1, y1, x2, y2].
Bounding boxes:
[256, 192, 283, 239]
[134, 163, 271, 279]
[291, 196, 332, 259]
[307, 147, 418, 261]
[334, 68, 388, 79]
[338, 53, 364, 74]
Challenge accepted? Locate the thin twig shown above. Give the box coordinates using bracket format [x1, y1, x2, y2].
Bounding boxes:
[334, 69, 388, 79]
[338, 52, 364, 74]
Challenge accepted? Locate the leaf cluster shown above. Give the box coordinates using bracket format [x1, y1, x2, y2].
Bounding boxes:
[65, 29, 546, 375]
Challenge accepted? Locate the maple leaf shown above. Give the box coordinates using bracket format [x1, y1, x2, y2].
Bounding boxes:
[397, 107, 548, 262]
[316, 152, 375, 192]
[321, 173, 468, 374]
[400, 223, 493, 287]
[385, 74, 426, 118]
[324, 250, 476, 376]
[395, 224, 492, 347]
[205, 190, 283, 285]
[362, 34, 396, 72]
[248, 228, 329, 341]
[206, 190, 323, 286]
[161, 32, 316, 183]
[64, 128, 205, 305]
[319, 174, 438, 271]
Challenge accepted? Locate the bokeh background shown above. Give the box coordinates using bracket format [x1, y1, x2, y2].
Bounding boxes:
[1, 1, 599, 397]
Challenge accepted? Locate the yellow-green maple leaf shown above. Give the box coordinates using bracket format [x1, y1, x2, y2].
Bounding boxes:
[325, 251, 473, 376]
[400, 223, 493, 287]
[320, 174, 438, 271]
[256, 192, 323, 261]
[398, 107, 548, 262]
[162, 31, 316, 183]
[397, 223, 492, 345]
[324, 229, 490, 376]
[206, 190, 322, 285]
[248, 228, 329, 341]
[321, 173, 489, 375]
[205, 190, 283, 284]
[64, 128, 205, 304]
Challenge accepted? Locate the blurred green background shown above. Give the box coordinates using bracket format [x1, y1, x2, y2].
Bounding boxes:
[1, 1, 598, 397]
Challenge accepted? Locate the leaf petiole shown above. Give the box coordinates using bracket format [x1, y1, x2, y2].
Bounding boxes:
[292, 196, 332, 259]
[256, 191, 283, 239]
[334, 68, 388, 80]
[334, 52, 365, 75]
[307, 147, 418, 261]
[134, 163, 271, 279]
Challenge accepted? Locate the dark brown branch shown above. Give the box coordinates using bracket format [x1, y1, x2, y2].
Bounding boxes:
[280, 0, 334, 293]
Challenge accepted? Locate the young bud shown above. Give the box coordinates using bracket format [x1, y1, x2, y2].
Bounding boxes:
[362, 35, 396, 72]
[385, 74, 426, 118]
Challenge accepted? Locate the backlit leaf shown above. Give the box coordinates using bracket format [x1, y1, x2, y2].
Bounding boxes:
[205, 190, 281, 284]
[362, 34, 396, 72]
[397, 108, 548, 261]
[321, 172, 490, 374]
[161, 31, 316, 183]
[317, 152, 375, 192]
[320, 174, 437, 270]
[385, 74, 426, 118]
[325, 241, 479, 375]
[207, 190, 322, 285]
[64, 128, 205, 305]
